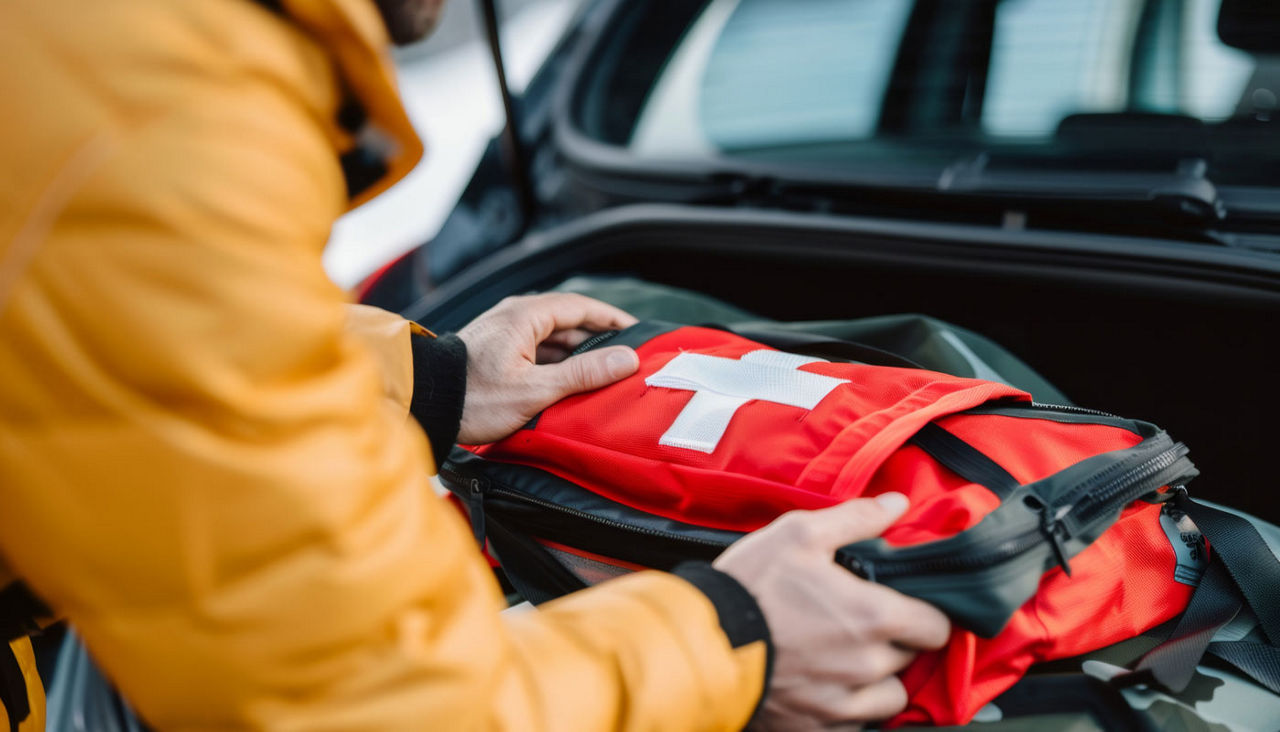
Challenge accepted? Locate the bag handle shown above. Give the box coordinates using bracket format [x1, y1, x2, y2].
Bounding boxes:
[725, 327, 929, 370]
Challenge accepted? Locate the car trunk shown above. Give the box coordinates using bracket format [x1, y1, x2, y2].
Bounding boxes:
[404, 203, 1280, 524]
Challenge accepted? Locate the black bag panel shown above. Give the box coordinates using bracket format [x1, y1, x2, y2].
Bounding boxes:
[836, 430, 1196, 638]
[441, 449, 740, 570]
[553, 275, 1074, 404]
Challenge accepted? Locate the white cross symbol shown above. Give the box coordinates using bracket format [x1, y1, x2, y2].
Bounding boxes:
[644, 350, 849, 453]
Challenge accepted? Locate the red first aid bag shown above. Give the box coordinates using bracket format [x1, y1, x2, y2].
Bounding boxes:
[443, 322, 1226, 725]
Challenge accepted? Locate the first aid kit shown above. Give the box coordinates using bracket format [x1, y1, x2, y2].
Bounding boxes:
[442, 320, 1280, 727]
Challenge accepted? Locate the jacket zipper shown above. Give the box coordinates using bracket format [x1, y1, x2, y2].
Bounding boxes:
[838, 439, 1193, 582]
[438, 464, 731, 549]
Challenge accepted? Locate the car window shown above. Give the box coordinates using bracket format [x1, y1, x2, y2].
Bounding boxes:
[982, 0, 1126, 136]
[985, 0, 1256, 136]
[631, 0, 912, 156]
[612, 0, 1274, 188]
[1172, 0, 1255, 119]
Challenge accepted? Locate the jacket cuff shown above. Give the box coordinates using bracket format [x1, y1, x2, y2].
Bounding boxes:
[673, 562, 774, 718]
[408, 333, 467, 467]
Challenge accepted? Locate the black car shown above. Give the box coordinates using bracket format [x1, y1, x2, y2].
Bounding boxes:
[49, 0, 1280, 728]
[363, 0, 1280, 527]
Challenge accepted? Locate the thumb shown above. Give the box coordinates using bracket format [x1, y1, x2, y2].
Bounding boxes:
[796, 492, 910, 551]
[542, 345, 639, 400]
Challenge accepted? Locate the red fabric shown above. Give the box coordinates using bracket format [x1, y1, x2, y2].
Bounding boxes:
[475, 327, 1194, 725]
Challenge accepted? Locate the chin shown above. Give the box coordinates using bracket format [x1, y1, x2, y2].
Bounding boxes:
[380, 0, 446, 46]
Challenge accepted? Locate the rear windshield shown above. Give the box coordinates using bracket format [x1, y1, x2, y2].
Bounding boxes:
[579, 0, 1279, 188]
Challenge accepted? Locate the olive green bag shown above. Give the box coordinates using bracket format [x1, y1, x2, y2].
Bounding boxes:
[551, 276, 1280, 732]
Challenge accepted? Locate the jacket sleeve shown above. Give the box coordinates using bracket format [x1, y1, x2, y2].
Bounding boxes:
[0, 69, 766, 732]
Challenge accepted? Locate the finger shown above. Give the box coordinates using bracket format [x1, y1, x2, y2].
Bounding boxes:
[538, 346, 639, 401]
[782, 674, 907, 725]
[746, 710, 824, 732]
[887, 596, 951, 651]
[524, 293, 639, 341]
[536, 343, 572, 365]
[541, 328, 596, 351]
[830, 675, 909, 723]
[824, 579, 952, 652]
[780, 493, 909, 551]
[801, 642, 917, 685]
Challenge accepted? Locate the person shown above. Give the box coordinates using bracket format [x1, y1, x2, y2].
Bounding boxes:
[0, 0, 950, 729]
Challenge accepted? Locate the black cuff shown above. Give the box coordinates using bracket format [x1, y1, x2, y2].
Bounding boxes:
[408, 333, 467, 467]
[673, 562, 774, 721]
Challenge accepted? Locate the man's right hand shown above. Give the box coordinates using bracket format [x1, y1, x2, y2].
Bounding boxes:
[713, 493, 950, 731]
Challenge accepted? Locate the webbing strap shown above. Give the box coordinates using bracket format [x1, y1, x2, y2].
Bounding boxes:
[1132, 559, 1241, 690]
[1206, 640, 1280, 694]
[485, 517, 587, 606]
[1180, 497, 1280, 644]
[1124, 495, 1280, 693]
[908, 423, 1020, 499]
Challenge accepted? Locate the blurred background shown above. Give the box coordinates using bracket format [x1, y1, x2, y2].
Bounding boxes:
[324, 0, 586, 289]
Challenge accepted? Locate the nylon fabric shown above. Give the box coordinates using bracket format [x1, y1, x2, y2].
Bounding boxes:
[1206, 641, 1280, 694]
[1128, 495, 1280, 695]
[656, 391, 753, 453]
[0, 3, 768, 729]
[0, 638, 43, 732]
[1134, 560, 1242, 692]
[551, 276, 1074, 404]
[471, 324, 1199, 726]
[1179, 500, 1280, 644]
[645, 350, 845, 453]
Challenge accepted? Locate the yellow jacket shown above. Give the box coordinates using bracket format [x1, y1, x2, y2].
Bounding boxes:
[0, 0, 766, 729]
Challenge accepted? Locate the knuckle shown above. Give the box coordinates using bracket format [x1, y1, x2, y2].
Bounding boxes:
[774, 511, 819, 545]
[540, 292, 573, 307]
[857, 598, 894, 634]
[843, 659, 882, 687]
[566, 356, 599, 389]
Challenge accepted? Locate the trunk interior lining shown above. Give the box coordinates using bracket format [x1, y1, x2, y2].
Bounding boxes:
[411, 208, 1279, 522]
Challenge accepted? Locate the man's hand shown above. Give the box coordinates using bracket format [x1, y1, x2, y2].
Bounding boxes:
[714, 494, 951, 731]
[455, 293, 640, 444]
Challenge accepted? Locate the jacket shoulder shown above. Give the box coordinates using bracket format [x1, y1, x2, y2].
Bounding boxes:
[0, 0, 350, 308]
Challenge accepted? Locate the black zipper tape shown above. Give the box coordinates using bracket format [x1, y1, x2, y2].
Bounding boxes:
[439, 460, 737, 567]
[837, 437, 1195, 582]
[570, 329, 621, 356]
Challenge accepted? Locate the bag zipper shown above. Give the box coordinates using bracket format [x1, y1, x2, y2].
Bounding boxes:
[1030, 401, 1123, 419]
[838, 439, 1194, 582]
[570, 329, 621, 356]
[438, 464, 731, 549]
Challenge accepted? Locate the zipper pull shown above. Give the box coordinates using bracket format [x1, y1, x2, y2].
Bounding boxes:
[1037, 503, 1073, 577]
[466, 477, 487, 548]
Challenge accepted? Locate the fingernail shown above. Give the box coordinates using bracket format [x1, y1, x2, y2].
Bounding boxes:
[875, 492, 909, 515]
[606, 349, 637, 378]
